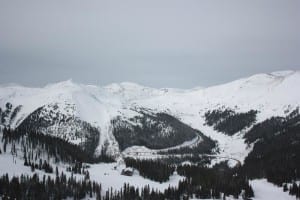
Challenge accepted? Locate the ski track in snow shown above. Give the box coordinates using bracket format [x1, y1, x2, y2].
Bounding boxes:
[122, 135, 202, 157]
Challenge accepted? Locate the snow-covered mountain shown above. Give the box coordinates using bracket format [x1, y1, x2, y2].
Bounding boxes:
[1, 70, 300, 163]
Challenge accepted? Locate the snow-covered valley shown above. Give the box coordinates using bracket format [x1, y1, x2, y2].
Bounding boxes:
[0, 70, 300, 199]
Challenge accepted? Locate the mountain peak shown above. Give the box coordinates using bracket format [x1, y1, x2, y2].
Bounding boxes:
[104, 82, 147, 89]
[269, 70, 296, 77]
[45, 79, 79, 89]
[225, 70, 299, 89]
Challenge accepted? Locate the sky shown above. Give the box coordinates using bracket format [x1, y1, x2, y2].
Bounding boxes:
[0, 0, 299, 88]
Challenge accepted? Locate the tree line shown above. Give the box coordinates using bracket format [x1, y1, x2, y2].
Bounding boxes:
[243, 108, 300, 186]
[177, 163, 254, 199]
[0, 172, 102, 200]
[2, 127, 114, 164]
[205, 109, 257, 135]
[124, 158, 175, 183]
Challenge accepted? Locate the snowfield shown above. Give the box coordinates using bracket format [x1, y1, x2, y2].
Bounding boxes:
[0, 133, 184, 194]
[88, 163, 184, 192]
[0, 153, 184, 193]
[190, 179, 296, 200]
[250, 179, 296, 200]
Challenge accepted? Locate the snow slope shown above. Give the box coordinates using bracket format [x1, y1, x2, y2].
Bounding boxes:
[0, 132, 183, 194]
[250, 179, 295, 200]
[189, 178, 296, 200]
[0, 71, 300, 162]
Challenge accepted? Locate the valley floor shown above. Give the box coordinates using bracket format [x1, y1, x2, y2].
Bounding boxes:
[0, 152, 296, 200]
[0, 150, 183, 192]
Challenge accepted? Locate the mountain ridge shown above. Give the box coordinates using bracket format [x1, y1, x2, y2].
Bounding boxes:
[1, 70, 298, 90]
[0, 70, 299, 163]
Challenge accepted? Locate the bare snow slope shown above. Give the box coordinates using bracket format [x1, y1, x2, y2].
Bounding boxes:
[0, 71, 300, 161]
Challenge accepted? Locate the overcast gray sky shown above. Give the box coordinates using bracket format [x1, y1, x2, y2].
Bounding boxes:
[0, 0, 299, 88]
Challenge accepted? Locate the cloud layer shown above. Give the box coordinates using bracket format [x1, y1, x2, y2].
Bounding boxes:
[0, 0, 299, 88]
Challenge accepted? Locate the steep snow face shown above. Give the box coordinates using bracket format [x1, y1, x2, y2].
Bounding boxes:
[0, 71, 299, 161]
[0, 80, 123, 157]
[202, 71, 300, 109]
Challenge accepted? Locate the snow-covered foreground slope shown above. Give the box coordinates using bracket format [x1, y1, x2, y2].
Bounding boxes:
[0, 131, 184, 194]
[88, 163, 183, 192]
[0, 129, 296, 200]
[0, 71, 300, 163]
[0, 154, 183, 193]
[189, 179, 296, 200]
[250, 179, 296, 200]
